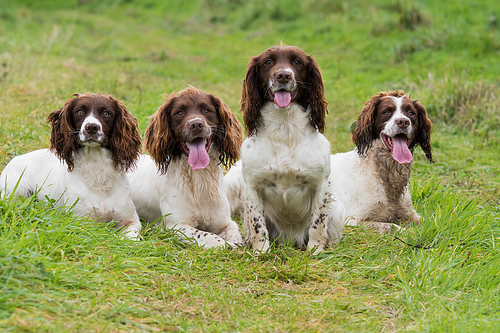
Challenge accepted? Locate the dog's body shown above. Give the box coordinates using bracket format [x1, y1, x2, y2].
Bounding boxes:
[128, 88, 243, 248]
[0, 93, 142, 239]
[330, 142, 417, 231]
[223, 160, 244, 217]
[330, 91, 433, 231]
[234, 46, 345, 252]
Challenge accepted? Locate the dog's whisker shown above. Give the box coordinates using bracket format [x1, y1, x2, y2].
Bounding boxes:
[211, 132, 225, 141]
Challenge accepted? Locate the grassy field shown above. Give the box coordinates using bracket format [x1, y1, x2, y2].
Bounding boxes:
[1, 0, 499, 331]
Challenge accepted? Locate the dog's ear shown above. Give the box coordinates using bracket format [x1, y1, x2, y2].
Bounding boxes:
[241, 56, 262, 136]
[144, 96, 177, 175]
[306, 55, 328, 133]
[47, 94, 80, 171]
[210, 95, 243, 169]
[351, 94, 381, 157]
[410, 100, 434, 163]
[108, 96, 142, 173]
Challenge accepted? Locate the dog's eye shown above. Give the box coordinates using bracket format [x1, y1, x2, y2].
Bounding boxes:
[294, 59, 302, 66]
[176, 111, 183, 116]
[408, 111, 416, 117]
[103, 111, 110, 116]
[264, 59, 273, 66]
[204, 109, 211, 114]
[76, 110, 83, 115]
[383, 111, 390, 116]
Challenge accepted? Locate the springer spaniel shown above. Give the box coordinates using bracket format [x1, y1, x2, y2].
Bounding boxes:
[330, 90, 433, 232]
[127, 87, 244, 248]
[227, 45, 345, 253]
[0, 93, 143, 239]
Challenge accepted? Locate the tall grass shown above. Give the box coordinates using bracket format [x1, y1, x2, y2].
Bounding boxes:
[426, 77, 500, 131]
[1, 180, 499, 331]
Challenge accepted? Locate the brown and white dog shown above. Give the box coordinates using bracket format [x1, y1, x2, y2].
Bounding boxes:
[0, 93, 143, 239]
[225, 45, 345, 253]
[127, 87, 244, 248]
[330, 90, 433, 232]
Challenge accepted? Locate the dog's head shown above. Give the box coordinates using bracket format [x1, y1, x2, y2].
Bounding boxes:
[352, 90, 433, 163]
[241, 45, 328, 135]
[47, 93, 141, 172]
[144, 87, 243, 174]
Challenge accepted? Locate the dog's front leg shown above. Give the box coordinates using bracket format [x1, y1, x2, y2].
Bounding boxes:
[243, 185, 269, 252]
[113, 205, 142, 240]
[217, 219, 243, 246]
[174, 224, 234, 248]
[307, 184, 332, 254]
[160, 203, 234, 248]
[118, 217, 142, 240]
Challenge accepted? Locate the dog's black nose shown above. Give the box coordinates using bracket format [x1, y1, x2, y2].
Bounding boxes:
[85, 123, 100, 134]
[188, 119, 205, 132]
[396, 118, 410, 129]
[275, 70, 292, 84]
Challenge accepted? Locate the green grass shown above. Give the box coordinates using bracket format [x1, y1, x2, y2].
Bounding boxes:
[1, 0, 499, 331]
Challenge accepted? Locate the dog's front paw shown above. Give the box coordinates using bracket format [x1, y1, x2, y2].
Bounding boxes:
[250, 238, 270, 253]
[225, 241, 244, 250]
[120, 232, 141, 241]
[307, 242, 328, 255]
[224, 233, 243, 245]
[360, 221, 400, 233]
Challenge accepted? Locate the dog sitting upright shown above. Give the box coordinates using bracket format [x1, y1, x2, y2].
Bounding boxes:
[230, 45, 345, 253]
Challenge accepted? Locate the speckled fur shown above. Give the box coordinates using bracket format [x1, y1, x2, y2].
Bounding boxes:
[330, 91, 433, 229]
[228, 45, 345, 252]
[240, 102, 345, 252]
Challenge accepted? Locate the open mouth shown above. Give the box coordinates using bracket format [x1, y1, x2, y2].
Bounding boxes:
[181, 137, 212, 170]
[381, 133, 411, 150]
[381, 133, 413, 164]
[269, 89, 298, 108]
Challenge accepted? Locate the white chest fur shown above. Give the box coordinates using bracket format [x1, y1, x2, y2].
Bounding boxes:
[241, 102, 331, 224]
[66, 147, 125, 220]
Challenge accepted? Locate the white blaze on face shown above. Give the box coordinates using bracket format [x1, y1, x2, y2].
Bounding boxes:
[79, 111, 103, 142]
[382, 97, 414, 164]
[384, 97, 409, 136]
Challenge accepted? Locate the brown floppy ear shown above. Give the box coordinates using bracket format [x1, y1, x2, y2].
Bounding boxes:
[108, 97, 142, 173]
[241, 56, 262, 136]
[144, 98, 177, 175]
[410, 101, 434, 163]
[352, 94, 381, 157]
[47, 94, 80, 171]
[210, 95, 243, 169]
[306, 56, 328, 133]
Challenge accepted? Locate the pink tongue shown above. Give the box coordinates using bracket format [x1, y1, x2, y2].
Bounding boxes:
[187, 139, 210, 170]
[274, 91, 291, 108]
[392, 136, 413, 164]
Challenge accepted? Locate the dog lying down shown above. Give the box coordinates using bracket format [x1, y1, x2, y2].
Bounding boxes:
[127, 87, 244, 248]
[329, 90, 433, 233]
